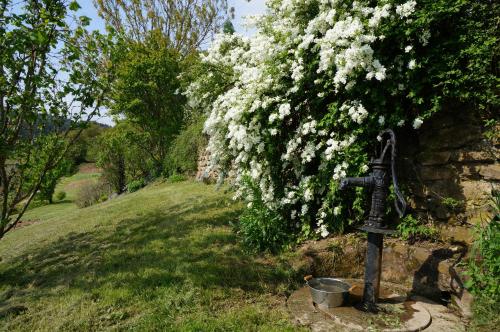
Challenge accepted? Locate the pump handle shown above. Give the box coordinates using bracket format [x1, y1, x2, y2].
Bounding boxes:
[378, 129, 407, 217]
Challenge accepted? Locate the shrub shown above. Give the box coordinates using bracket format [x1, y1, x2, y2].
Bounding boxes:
[236, 177, 296, 252]
[165, 115, 207, 176]
[396, 214, 439, 243]
[167, 174, 187, 183]
[185, 0, 498, 247]
[75, 181, 112, 208]
[239, 203, 294, 253]
[55, 191, 66, 201]
[127, 179, 146, 193]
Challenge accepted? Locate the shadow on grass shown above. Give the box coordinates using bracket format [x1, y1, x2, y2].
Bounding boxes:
[0, 197, 294, 309]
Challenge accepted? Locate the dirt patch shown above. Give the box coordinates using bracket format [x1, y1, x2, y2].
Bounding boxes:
[78, 163, 101, 174]
[64, 179, 97, 192]
[13, 219, 40, 230]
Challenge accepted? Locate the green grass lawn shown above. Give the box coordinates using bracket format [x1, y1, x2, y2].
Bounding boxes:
[0, 171, 304, 331]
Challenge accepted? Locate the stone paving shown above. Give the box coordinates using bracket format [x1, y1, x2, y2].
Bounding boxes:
[288, 279, 466, 332]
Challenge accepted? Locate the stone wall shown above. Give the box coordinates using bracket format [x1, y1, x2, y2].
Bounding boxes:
[398, 106, 499, 243]
[196, 148, 219, 183]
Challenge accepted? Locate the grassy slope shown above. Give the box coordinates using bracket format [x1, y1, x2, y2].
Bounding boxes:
[0, 173, 303, 331]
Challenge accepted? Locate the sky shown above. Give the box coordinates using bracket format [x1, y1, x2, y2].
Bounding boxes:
[76, 0, 268, 126]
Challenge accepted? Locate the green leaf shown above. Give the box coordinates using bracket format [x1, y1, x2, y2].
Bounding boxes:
[79, 16, 91, 26]
[69, 1, 81, 11]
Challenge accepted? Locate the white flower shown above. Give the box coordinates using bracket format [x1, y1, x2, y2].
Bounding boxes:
[405, 45, 413, 53]
[278, 103, 291, 119]
[361, 165, 369, 173]
[301, 204, 309, 215]
[378, 116, 385, 125]
[332, 162, 348, 180]
[270, 128, 278, 136]
[413, 117, 424, 129]
[408, 59, 417, 69]
[397, 120, 405, 127]
[343, 101, 368, 125]
[333, 206, 341, 216]
[396, 1, 417, 18]
[419, 30, 431, 46]
[301, 142, 316, 164]
[304, 188, 314, 202]
[318, 224, 329, 238]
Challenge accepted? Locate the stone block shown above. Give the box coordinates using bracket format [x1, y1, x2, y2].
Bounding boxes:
[438, 225, 473, 243]
[419, 125, 481, 150]
[424, 181, 463, 200]
[434, 205, 451, 219]
[413, 247, 432, 264]
[418, 151, 452, 165]
[450, 290, 474, 319]
[456, 150, 498, 163]
[460, 180, 494, 207]
[420, 166, 456, 181]
[479, 163, 500, 180]
[457, 164, 481, 179]
[464, 205, 494, 225]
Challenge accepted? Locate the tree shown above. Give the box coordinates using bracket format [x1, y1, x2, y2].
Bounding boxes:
[93, 0, 229, 53]
[37, 151, 74, 204]
[69, 122, 108, 163]
[108, 34, 186, 175]
[96, 128, 126, 194]
[0, 0, 112, 238]
[96, 122, 153, 193]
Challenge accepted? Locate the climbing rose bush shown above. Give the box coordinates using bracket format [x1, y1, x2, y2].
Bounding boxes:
[185, 0, 498, 247]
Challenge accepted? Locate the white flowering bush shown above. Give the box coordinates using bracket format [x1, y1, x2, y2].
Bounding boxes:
[185, 0, 498, 250]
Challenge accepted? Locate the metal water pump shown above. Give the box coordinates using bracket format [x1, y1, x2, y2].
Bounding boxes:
[339, 129, 406, 312]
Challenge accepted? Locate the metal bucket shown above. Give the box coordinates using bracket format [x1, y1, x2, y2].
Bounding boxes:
[304, 276, 352, 308]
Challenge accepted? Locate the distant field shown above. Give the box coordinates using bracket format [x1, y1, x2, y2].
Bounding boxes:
[0, 167, 303, 331]
[58, 163, 102, 201]
[15, 163, 102, 230]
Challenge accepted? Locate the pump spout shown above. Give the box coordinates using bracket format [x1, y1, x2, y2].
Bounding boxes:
[339, 176, 374, 191]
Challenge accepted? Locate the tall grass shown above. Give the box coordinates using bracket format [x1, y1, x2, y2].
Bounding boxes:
[466, 192, 500, 331]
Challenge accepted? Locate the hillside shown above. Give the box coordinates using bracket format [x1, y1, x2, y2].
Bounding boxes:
[0, 167, 302, 331]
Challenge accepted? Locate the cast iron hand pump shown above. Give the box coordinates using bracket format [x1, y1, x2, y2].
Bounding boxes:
[339, 129, 406, 312]
[340, 129, 406, 233]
